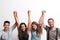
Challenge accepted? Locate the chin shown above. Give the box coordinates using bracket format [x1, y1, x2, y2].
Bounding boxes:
[50, 26, 54, 28]
[5, 28, 9, 29]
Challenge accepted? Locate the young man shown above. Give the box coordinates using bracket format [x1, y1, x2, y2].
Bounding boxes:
[0, 12, 17, 40]
[41, 10, 60, 40]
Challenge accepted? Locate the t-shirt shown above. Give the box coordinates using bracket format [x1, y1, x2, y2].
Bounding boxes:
[45, 26, 60, 40]
[18, 30, 29, 40]
[31, 31, 41, 40]
[0, 26, 14, 40]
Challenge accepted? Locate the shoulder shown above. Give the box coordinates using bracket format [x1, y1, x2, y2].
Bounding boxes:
[57, 28, 60, 31]
[46, 25, 50, 28]
[56, 28, 60, 30]
[45, 25, 50, 29]
[0, 30, 4, 35]
[55, 28, 60, 33]
[0, 30, 4, 32]
[9, 26, 14, 31]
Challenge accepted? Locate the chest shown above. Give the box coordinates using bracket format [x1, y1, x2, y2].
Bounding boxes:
[49, 30, 56, 37]
[32, 31, 40, 38]
[1, 32, 8, 40]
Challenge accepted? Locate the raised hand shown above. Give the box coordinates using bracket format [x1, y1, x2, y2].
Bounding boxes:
[27, 10, 31, 31]
[27, 10, 31, 16]
[13, 11, 20, 28]
[13, 11, 18, 18]
[42, 10, 46, 15]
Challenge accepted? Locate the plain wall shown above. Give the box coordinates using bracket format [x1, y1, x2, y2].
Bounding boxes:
[0, 0, 60, 40]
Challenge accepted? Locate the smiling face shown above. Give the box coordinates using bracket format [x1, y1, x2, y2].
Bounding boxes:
[3, 21, 10, 31]
[4, 23, 10, 30]
[31, 22, 38, 31]
[32, 24, 37, 30]
[21, 24, 26, 31]
[19, 23, 27, 32]
[48, 18, 55, 28]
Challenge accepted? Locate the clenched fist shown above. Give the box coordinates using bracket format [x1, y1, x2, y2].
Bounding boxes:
[42, 10, 46, 15]
[13, 11, 18, 17]
[27, 10, 31, 14]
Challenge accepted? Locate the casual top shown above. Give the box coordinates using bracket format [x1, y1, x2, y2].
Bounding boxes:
[45, 26, 60, 40]
[18, 30, 29, 40]
[31, 31, 41, 40]
[0, 26, 14, 40]
[41, 28, 47, 40]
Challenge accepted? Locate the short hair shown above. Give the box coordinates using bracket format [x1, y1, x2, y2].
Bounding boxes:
[48, 18, 54, 22]
[4, 21, 10, 26]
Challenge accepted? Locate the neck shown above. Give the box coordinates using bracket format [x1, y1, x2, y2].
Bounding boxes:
[22, 29, 26, 32]
[4, 29, 8, 32]
[51, 26, 56, 31]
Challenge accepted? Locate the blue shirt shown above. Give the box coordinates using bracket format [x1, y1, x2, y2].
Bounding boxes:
[0, 26, 14, 40]
[31, 31, 41, 40]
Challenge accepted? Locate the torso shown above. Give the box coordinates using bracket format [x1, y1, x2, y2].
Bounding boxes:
[18, 30, 29, 40]
[49, 29, 56, 40]
[45, 26, 58, 40]
[0, 27, 13, 40]
[1, 31, 8, 40]
[31, 31, 41, 40]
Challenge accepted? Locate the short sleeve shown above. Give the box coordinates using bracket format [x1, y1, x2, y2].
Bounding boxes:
[9, 26, 15, 32]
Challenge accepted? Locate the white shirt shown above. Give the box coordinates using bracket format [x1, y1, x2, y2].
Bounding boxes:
[0, 26, 14, 40]
[41, 28, 47, 40]
[28, 31, 31, 40]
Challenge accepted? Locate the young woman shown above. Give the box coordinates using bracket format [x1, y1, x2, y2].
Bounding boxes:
[13, 10, 46, 40]
[27, 10, 43, 40]
[13, 11, 29, 40]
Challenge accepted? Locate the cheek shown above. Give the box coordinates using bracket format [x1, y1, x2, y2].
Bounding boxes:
[22, 27, 25, 29]
[4, 26, 9, 29]
[4, 26, 8, 27]
[33, 26, 37, 29]
[35, 26, 37, 28]
[51, 22, 54, 25]
[49, 23, 54, 26]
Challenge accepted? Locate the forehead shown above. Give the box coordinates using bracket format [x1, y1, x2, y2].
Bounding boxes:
[21, 24, 25, 26]
[32, 24, 36, 26]
[48, 20, 54, 22]
[4, 23, 10, 25]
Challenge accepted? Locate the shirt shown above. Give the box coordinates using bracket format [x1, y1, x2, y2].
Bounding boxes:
[31, 31, 41, 40]
[0, 26, 14, 40]
[45, 26, 60, 40]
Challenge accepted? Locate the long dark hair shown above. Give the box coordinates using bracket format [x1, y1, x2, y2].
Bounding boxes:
[18, 23, 27, 32]
[18, 23, 29, 40]
[31, 21, 42, 35]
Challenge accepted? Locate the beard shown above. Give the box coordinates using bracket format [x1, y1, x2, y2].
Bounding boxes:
[50, 25, 54, 28]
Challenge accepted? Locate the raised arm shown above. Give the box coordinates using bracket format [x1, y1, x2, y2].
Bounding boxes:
[28, 10, 32, 32]
[13, 11, 20, 29]
[11, 22, 17, 30]
[39, 10, 46, 28]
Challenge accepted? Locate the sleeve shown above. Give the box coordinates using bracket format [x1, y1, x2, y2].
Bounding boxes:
[44, 25, 49, 31]
[58, 29, 60, 38]
[9, 26, 15, 31]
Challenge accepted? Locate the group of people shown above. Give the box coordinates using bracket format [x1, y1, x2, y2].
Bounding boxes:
[0, 10, 60, 40]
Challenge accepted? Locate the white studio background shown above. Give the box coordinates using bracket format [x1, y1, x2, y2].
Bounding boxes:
[0, 0, 60, 40]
